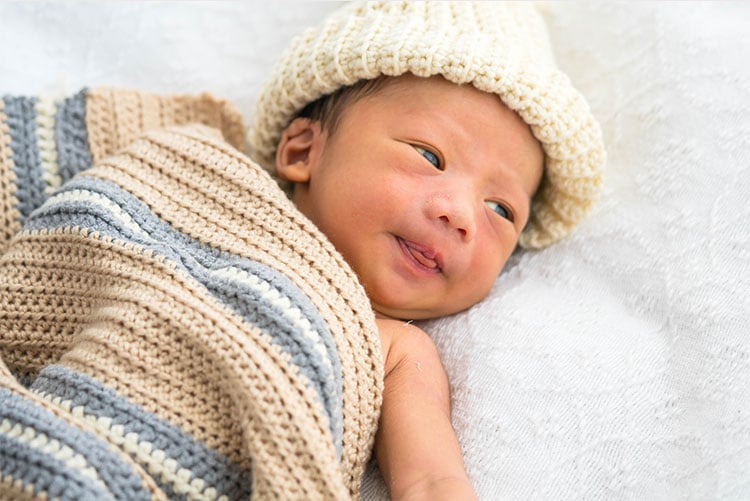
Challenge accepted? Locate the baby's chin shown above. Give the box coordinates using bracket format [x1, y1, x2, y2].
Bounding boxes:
[371, 299, 470, 322]
[364, 276, 491, 321]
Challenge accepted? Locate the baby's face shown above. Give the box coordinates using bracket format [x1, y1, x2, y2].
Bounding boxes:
[278, 75, 543, 320]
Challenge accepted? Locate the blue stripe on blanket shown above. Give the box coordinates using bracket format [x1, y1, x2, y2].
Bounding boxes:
[0, 387, 151, 500]
[25, 175, 345, 454]
[55, 89, 94, 185]
[31, 365, 252, 500]
[0, 434, 112, 501]
[2, 95, 48, 222]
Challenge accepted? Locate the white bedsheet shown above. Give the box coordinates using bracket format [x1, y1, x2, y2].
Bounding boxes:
[2, 2, 748, 499]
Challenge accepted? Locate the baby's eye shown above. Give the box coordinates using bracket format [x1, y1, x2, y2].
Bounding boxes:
[414, 146, 441, 169]
[485, 200, 513, 221]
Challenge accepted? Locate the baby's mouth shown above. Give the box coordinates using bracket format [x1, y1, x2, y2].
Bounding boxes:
[396, 237, 442, 272]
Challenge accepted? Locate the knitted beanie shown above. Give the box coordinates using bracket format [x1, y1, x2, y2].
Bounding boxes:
[248, 1, 606, 249]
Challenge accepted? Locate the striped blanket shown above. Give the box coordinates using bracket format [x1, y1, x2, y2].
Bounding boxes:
[0, 89, 382, 500]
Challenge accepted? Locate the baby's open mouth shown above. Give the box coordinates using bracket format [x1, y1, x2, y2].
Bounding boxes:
[397, 237, 442, 272]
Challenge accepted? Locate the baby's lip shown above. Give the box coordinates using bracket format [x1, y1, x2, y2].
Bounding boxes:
[397, 236, 443, 273]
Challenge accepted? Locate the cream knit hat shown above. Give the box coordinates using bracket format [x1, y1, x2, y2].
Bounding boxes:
[248, 1, 605, 249]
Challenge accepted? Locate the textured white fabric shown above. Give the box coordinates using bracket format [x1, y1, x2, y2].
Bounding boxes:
[1, 2, 748, 499]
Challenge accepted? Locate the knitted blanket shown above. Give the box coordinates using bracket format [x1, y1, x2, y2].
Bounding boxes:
[0, 89, 382, 500]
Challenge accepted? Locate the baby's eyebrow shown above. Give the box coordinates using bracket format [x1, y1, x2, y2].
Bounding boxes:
[488, 167, 531, 202]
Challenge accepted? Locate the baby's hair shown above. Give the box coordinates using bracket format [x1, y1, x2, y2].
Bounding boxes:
[294, 75, 390, 135]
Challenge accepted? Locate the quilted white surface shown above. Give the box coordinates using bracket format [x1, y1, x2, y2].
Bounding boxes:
[2, 2, 748, 499]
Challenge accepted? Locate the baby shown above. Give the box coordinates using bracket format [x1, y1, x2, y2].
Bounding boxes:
[248, 2, 605, 499]
[277, 74, 543, 321]
[0, 2, 604, 500]
[281, 73, 542, 500]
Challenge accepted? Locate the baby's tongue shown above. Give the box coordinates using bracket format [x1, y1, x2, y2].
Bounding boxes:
[408, 245, 437, 269]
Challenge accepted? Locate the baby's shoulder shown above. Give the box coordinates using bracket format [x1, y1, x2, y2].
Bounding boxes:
[374, 318, 441, 376]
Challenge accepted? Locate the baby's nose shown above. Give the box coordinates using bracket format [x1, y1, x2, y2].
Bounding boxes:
[427, 193, 476, 242]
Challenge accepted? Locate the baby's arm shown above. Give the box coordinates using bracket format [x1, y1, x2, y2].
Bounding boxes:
[375, 318, 477, 500]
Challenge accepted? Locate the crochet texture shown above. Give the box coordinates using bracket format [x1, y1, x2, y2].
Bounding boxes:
[0, 88, 382, 500]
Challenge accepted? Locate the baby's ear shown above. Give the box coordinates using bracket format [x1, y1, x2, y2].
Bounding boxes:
[275, 118, 324, 183]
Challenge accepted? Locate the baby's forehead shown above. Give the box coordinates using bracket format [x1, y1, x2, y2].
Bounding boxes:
[336, 74, 544, 195]
[341, 75, 522, 130]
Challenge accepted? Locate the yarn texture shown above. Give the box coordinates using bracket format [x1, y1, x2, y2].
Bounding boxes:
[0, 89, 382, 500]
[248, 1, 606, 249]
